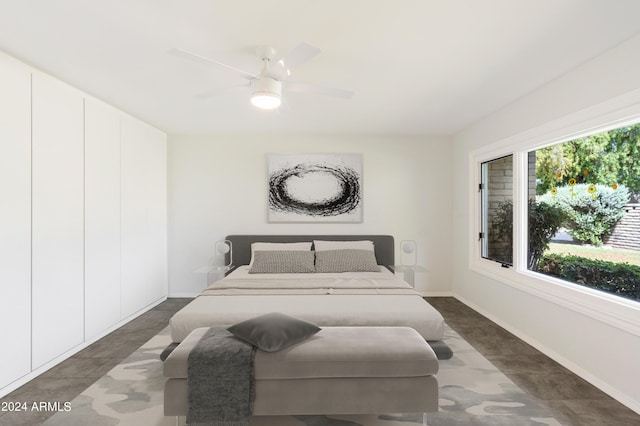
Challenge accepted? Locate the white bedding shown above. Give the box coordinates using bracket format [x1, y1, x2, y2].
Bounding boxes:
[200, 266, 417, 295]
[169, 266, 445, 342]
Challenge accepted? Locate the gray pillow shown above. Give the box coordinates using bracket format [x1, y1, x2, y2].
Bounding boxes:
[315, 249, 380, 273]
[249, 250, 315, 274]
[227, 312, 321, 352]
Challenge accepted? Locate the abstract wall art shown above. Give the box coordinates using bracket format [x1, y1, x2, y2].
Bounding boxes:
[267, 153, 363, 222]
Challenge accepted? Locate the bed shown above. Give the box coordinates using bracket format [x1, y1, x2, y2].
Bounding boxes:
[169, 235, 446, 348]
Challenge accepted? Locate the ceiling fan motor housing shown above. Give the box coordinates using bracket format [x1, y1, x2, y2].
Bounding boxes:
[251, 76, 282, 109]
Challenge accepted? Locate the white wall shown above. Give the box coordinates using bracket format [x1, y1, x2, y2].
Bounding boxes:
[167, 134, 453, 296]
[452, 34, 640, 413]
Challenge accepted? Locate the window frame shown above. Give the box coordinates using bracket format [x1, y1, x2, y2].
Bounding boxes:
[469, 90, 640, 337]
[479, 154, 514, 266]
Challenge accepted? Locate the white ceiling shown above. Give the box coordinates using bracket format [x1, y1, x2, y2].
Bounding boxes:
[1, 0, 639, 135]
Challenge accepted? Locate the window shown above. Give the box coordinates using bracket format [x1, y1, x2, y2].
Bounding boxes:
[480, 155, 513, 266]
[528, 124, 640, 302]
[477, 123, 640, 303]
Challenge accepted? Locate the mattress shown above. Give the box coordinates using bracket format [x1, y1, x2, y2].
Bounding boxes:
[169, 266, 445, 342]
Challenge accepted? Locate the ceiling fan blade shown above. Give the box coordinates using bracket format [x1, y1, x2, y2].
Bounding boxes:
[169, 48, 257, 80]
[194, 83, 250, 99]
[286, 81, 354, 99]
[271, 42, 321, 79]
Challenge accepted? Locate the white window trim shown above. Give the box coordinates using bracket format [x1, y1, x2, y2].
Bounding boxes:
[469, 88, 640, 337]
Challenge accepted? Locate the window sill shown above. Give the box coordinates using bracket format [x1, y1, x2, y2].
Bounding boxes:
[470, 258, 640, 337]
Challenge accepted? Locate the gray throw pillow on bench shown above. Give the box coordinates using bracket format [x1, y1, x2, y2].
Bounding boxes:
[227, 312, 321, 352]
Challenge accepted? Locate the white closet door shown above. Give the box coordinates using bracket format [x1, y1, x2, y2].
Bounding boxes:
[31, 72, 84, 369]
[0, 52, 31, 388]
[120, 116, 167, 318]
[120, 115, 151, 317]
[84, 98, 121, 339]
[147, 126, 168, 301]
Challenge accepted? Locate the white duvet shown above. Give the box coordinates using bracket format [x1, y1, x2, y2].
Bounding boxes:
[170, 266, 445, 342]
[200, 266, 416, 295]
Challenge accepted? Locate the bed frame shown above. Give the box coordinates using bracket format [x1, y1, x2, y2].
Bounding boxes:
[225, 234, 395, 267]
[168, 234, 451, 359]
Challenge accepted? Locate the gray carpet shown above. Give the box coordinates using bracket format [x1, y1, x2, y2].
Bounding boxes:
[43, 325, 564, 425]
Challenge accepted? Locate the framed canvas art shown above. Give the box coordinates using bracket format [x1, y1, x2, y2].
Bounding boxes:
[267, 153, 363, 222]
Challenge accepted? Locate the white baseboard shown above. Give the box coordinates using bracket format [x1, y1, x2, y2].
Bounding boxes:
[419, 291, 454, 297]
[168, 292, 200, 298]
[0, 297, 167, 399]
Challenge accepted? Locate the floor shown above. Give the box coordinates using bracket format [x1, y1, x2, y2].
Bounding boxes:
[1, 297, 638, 426]
[426, 297, 640, 426]
[0, 298, 192, 426]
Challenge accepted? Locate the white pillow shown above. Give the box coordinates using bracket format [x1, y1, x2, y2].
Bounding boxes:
[249, 242, 312, 266]
[313, 240, 375, 252]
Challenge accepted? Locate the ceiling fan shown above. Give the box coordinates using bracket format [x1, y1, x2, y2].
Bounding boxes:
[169, 43, 354, 110]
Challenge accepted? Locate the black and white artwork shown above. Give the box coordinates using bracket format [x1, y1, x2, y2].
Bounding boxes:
[268, 153, 363, 222]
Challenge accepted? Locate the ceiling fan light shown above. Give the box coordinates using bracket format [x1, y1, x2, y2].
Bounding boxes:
[251, 93, 281, 109]
[251, 77, 282, 109]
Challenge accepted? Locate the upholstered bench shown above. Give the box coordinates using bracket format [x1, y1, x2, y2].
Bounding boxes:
[164, 325, 439, 423]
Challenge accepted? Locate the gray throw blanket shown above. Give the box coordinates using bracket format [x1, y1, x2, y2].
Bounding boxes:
[187, 326, 256, 425]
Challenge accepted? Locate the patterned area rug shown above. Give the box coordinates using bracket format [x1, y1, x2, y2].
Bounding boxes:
[43, 325, 563, 426]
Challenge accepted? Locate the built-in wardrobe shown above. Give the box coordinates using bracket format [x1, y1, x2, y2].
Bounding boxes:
[0, 50, 167, 397]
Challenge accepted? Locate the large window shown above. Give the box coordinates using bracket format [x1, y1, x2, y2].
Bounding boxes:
[528, 124, 640, 302]
[479, 123, 640, 303]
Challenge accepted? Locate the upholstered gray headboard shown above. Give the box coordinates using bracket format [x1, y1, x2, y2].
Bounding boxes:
[225, 235, 395, 268]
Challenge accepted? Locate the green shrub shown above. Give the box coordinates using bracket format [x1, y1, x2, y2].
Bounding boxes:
[538, 183, 630, 245]
[491, 199, 565, 270]
[539, 254, 640, 301]
[527, 200, 565, 270]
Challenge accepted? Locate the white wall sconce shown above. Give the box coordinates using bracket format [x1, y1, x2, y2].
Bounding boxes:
[215, 239, 233, 271]
[396, 240, 425, 288]
[400, 240, 417, 267]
